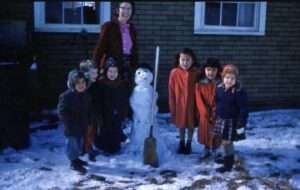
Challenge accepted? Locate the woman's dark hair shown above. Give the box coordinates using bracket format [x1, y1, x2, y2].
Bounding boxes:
[173, 48, 199, 68]
[115, 1, 135, 21]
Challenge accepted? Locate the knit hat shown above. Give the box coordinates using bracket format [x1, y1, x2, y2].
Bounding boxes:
[105, 57, 118, 69]
[67, 69, 89, 90]
[221, 64, 239, 79]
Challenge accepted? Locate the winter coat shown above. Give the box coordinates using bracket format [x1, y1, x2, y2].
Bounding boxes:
[87, 82, 103, 123]
[195, 77, 219, 146]
[215, 83, 248, 126]
[93, 17, 138, 70]
[57, 89, 92, 137]
[95, 79, 130, 153]
[168, 67, 199, 129]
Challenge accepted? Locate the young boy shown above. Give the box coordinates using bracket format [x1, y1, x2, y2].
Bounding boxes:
[57, 69, 91, 174]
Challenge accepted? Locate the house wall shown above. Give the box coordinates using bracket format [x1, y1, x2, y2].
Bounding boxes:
[1, 2, 300, 112]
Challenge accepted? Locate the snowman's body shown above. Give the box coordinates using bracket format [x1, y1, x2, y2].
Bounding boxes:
[128, 67, 158, 155]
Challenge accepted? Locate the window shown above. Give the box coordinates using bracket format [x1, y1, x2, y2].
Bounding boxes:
[34, 2, 111, 33]
[194, 2, 267, 35]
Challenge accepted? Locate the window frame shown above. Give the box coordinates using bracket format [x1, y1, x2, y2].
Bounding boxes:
[34, 2, 111, 33]
[194, 2, 267, 36]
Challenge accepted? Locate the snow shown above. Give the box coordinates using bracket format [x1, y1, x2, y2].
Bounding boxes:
[0, 109, 300, 190]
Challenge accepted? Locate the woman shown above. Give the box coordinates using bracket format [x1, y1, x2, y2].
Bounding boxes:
[93, 1, 138, 83]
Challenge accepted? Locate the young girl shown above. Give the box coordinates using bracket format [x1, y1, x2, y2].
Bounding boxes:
[94, 57, 130, 154]
[213, 64, 248, 173]
[195, 58, 222, 160]
[168, 48, 199, 154]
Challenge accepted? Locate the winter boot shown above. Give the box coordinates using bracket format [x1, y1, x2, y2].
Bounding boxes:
[75, 158, 88, 166]
[199, 147, 211, 160]
[214, 152, 224, 164]
[216, 155, 234, 173]
[71, 160, 87, 174]
[184, 141, 192, 155]
[177, 140, 185, 154]
[88, 153, 96, 162]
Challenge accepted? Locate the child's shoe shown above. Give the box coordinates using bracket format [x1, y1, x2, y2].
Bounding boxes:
[184, 141, 192, 155]
[199, 148, 210, 160]
[177, 140, 185, 154]
[71, 160, 87, 174]
[75, 158, 88, 166]
[216, 155, 234, 173]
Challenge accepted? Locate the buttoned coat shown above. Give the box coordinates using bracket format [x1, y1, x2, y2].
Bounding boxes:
[168, 67, 199, 129]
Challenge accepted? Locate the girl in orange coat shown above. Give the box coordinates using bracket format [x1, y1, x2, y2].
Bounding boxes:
[168, 48, 199, 154]
[195, 58, 222, 160]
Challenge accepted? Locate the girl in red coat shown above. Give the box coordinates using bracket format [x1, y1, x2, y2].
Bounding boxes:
[195, 58, 222, 160]
[168, 48, 199, 154]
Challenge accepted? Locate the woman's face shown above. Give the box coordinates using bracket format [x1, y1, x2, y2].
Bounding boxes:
[118, 2, 132, 23]
[223, 73, 236, 89]
[179, 53, 193, 70]
[107, 66, 119, 81]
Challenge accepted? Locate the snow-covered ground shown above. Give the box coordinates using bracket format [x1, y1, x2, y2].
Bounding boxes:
[1, 109, 300, 190]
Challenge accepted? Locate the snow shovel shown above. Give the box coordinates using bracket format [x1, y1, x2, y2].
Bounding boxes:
[143, 46, 160, 168]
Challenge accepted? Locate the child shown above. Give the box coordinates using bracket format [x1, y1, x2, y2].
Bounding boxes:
[94, 57, 130, 154]
[195, 58, 222, 160]
[57, 69, 91, 174]
[168, 48, 199, 154]
[213, 64, 248, 173]
[79, 60, 103, 161]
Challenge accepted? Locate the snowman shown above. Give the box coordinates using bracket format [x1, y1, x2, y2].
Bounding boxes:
[128, 64, 159, 156]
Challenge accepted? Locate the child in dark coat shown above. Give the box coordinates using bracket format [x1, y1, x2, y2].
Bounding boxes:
[57, 69, 91, 174]
[213, 64, 248, 173]
[94, 57, 130, 154]
[79, 60, 103, 161]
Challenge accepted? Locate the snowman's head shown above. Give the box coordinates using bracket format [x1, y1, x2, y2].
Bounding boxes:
[134, 66, 153, 86]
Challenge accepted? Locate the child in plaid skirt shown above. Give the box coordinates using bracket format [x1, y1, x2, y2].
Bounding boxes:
[213, 64, 248, 173]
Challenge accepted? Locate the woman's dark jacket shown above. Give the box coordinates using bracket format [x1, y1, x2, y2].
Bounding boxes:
[93, 18, 138, 70]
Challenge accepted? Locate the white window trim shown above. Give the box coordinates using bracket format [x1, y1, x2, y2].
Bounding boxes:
[34, 2, 111, 33]
[194, 2, 267, 36]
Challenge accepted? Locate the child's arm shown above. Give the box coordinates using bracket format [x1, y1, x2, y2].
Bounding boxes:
[195, 84, 208, 118]
[57, 93, 72, 124]
[236, 89, 249, 130]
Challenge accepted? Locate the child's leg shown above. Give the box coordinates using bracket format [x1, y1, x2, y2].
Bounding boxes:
[184, 128, 194, 154]
[66, 136, 82, 161]
[179, 128, 186, 142]
[187, 128, 194, 143]
[177, 128, 186, 154]
[217, 140, 234, 172]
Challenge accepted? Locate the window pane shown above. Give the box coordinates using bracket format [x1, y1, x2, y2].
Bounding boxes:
[222, 3, 237, 26]
[238, 3, 254, 27]
[83, 2, 99, 24]
[205, 3, 220, 25]
[64, 2, 82, 24]
[45, 2, 62, 24]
